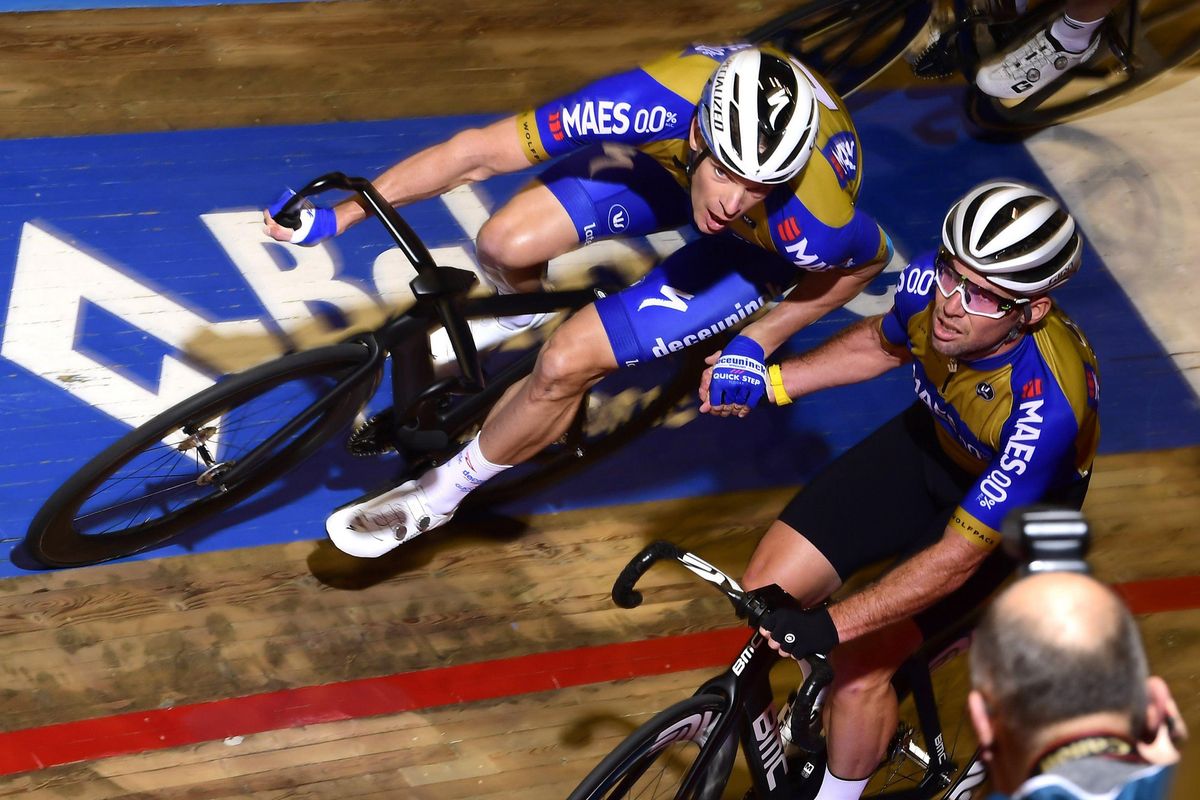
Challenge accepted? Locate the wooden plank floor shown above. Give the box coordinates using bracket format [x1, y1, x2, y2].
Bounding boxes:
[0, 447, 1197, 797]
[0, 0, 799, 138]
[1, 1, 1198, 798]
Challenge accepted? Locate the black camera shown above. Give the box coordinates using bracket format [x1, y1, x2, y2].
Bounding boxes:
[1001, 506, 1091, 575]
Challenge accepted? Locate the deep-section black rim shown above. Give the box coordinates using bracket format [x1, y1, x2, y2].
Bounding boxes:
[568, 693, 732, 800]
[27, 344, 375, 567]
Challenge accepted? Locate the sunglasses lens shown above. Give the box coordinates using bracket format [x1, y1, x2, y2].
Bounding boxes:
[935, 252, 1009, 317]
[963, 284, 1002, 315]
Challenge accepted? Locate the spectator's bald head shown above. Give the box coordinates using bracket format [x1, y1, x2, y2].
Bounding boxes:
[970, 571, 1149, 734]
[994, 571, 1127, 651]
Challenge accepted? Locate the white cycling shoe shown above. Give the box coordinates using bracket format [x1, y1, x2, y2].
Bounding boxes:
[975, 27, 1100, 99]
[326, 480, 454, 558]
[428, 312, 554, 371]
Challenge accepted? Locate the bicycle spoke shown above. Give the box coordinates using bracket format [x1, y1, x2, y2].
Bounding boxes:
[84, 449, 196, 518]
[63, 364, 351, 540]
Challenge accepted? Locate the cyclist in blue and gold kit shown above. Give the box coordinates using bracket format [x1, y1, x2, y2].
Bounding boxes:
[264, 45, 893, 554]
[730, 180, 1101, 800]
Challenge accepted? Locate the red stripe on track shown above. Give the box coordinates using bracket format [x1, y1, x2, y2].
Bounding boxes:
[0, 627, 750, 776]
[1, 575, 1196, 776]
[1114, 575, 1200, 615]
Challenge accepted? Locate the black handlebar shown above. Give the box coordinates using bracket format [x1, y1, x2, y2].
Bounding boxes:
[612, 540, 686, 609]
[611, 539, 835, 742]
[277, 172, 440, 273]
[273, 173, 485, 391]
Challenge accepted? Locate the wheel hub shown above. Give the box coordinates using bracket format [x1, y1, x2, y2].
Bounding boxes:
[176, 426, 218, 452]
[196, 462, 233, 488]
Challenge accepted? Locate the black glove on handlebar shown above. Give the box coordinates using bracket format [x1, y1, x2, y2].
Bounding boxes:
[760, 605, 839, 659]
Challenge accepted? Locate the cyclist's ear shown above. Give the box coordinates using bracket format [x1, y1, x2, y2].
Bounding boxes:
[687, 116, 703, 150]
[1024, 296, 1053, 327]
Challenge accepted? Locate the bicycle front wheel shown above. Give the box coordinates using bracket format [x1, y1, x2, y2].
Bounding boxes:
[748, 0, 935, 97]
[967, 0, 1200, 131]
[26, 343, 378, 568]
[568, 693, 736, 800]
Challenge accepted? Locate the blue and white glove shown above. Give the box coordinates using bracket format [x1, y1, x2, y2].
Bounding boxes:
[708, 335, 768, 407]
[268, 189, 337, 246]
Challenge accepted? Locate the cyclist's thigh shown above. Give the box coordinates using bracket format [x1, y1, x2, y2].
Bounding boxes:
[594, 235, 796, 367]
[776, 403, 959, 582]
[537, 144, 692, 244]
[482, 182, 582, 265]
[743, 520, 843, 606]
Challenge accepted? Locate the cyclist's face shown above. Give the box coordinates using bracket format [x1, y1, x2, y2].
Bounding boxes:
[689, 157, 772, 234]
[931, 255, 1029, 359]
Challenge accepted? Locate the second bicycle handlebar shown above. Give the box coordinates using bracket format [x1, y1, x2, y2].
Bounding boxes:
[612, 541, 832, 653]
[611, 540, 834, 746]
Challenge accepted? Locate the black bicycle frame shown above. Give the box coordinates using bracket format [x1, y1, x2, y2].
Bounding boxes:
[608, 541, 984, 800]
[691, 632, 797, 799]
[270, 172, 616, 459]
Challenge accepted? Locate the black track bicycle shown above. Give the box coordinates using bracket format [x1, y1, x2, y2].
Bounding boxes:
[751, 0, 1200, 131]
[568, 541, 986, 800]
[24, 174, 706, 568]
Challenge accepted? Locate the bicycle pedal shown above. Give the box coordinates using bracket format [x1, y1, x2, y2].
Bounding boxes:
[347, 409, 400, 457]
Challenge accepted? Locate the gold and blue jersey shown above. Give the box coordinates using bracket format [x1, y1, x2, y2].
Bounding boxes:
[515, 43, 889, 272]
[880, 254, 1100, 549]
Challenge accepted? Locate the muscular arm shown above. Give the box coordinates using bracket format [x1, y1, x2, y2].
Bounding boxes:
[828, 527, 990, 643]
[268, 115, 533, 239]
[741, 259, 885, 357]
[700, 310, 907, 414]
[772, 313, 910, 401]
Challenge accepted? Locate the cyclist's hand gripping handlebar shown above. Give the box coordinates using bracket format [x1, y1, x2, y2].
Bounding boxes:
[611, 540, 834, 699]
[272, 173, 485, 391]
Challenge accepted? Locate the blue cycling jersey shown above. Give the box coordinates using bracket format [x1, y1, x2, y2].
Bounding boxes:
[516, 43, 889, 271]
[880, 252, 1100, 548]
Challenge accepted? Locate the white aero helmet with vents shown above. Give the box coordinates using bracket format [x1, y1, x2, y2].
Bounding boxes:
[943, 180, 1082, 295]
[697, 47, 821, 185]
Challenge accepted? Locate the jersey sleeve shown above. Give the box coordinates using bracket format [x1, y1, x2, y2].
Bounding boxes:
[880, 252, 936, 347]
[514, 64, 697, 165]
[952, 375, 1083, 550]
[764, 192, 892, 272]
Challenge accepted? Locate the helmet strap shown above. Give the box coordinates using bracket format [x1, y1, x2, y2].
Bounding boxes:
[688, 146, 712, 179]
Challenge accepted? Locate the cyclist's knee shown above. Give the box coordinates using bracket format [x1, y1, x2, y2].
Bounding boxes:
[529, 314, 615, 400]
[829, 623, 922, 701]
[477, 214, 537, 270]
[478, 205, 572, 271]
[828, 658, 898, 705]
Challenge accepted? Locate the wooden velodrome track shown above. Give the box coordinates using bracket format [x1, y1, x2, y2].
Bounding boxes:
[0, 1, 1197, 798]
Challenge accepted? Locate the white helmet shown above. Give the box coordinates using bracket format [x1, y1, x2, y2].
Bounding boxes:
[697, 48, 821, 185]
[942, 180, 1082, 295]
